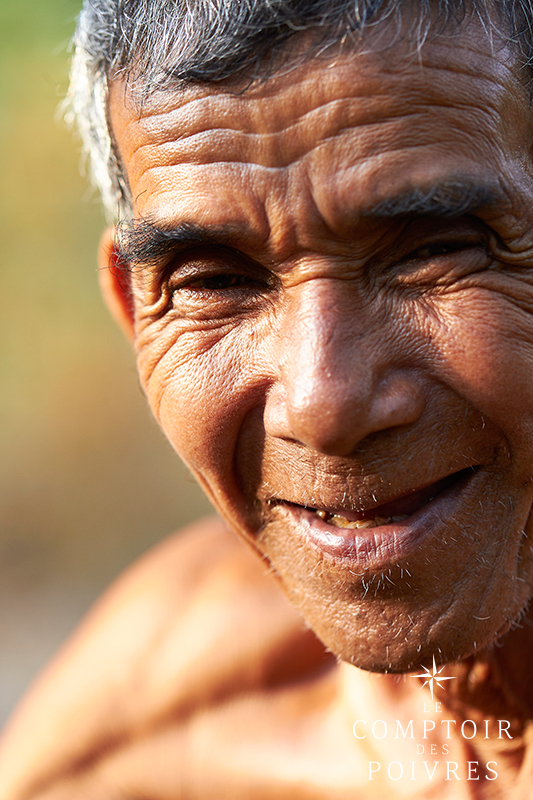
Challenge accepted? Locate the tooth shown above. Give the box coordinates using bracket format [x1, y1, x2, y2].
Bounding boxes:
[355, 519, 377, 529]
[326, 511, 409, 529]
[330, 515, 353, 528]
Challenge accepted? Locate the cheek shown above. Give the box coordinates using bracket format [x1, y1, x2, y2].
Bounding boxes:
[136, 320, 260, 481]
[428, 289, 533, 456]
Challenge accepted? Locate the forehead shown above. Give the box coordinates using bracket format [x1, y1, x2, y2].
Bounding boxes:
[109, 21, 530, 255]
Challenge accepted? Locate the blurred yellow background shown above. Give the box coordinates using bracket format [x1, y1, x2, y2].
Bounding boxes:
[0, 0, 211, 724]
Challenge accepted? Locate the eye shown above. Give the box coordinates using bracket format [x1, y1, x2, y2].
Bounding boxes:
[166, 244, 271, 296]
[165, 247, 275, 321]
[181, 273, 252, 291]
[412, 239, 481, 260]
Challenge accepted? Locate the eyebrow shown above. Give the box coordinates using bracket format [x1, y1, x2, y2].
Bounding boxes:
[116, 177, 507, 271]
[115, 220, 244, 272]
[364, 178, 506, 220]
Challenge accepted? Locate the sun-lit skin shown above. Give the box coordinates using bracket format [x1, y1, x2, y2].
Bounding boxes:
[109, 18, 533, 677]
[5, 11, 533, 800]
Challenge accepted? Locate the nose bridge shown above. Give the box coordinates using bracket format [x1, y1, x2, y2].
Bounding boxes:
[281, 281, 371, 406]
[269, 279, 424, 456]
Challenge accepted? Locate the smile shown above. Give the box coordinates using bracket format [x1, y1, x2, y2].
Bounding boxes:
[315, 512, 408, 529]
[302, 470, 469, 528]
[268, 466, 479, 565]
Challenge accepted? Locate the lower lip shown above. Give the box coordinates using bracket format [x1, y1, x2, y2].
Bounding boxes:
[280, 469, 477, 569]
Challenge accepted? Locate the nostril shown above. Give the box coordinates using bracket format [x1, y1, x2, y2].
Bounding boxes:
[265, 370, 425, 456]
[372, 376, 426, 430]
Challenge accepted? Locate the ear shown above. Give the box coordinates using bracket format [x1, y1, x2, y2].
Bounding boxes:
[98, 226, 135, 343]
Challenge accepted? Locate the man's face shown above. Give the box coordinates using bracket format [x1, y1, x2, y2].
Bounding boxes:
[109, 19, 533, 671]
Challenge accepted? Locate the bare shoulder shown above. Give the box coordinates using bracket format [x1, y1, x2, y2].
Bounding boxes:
[0, 517, 329, 800]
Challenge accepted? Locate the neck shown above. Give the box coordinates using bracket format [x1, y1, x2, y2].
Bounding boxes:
[437, 617, 533, 725]
[339, 617, 533, 795]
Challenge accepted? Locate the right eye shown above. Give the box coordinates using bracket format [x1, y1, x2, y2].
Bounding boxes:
[164, 247, 275, 321]
[180, 273, 254, 291]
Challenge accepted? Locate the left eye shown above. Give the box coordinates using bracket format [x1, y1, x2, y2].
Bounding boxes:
[413, 240, 481, 260]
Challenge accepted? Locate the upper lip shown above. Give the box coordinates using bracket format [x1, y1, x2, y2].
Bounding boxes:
[268, 465, 479, 521]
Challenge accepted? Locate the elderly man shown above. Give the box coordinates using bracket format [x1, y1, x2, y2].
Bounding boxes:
[2, 0, 533, 796]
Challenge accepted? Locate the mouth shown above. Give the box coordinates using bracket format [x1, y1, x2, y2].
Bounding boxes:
[267, 466, 478, 564]
[295, 470, 467, 528]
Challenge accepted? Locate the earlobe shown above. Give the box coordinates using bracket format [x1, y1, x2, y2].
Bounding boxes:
[98, 227, 135, 342]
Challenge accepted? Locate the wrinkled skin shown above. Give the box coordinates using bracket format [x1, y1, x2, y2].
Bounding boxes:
[112, 19, 533, 671]
[3, 12, 533, 800]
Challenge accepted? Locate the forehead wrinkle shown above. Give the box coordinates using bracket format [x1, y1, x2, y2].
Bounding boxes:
[110, 21, 531, 258]
[128, 110, 502, 197]
[131, 95, 367, 144]
[113, 61, 525, 210]
[123, 68, 504, 157]
[111, 19, 528, 183]
[121, 94, 401, 178]
[126, 19, 518, 126]
[127, 97, 503, 186]
[120, 71, 515, 187]
[115, 33, 517, 164]
[123, 26, 518, 121]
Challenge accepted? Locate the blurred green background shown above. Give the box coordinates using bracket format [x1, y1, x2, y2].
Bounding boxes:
[0, 0, 211, 724]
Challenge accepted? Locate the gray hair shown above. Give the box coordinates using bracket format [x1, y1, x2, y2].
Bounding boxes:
[66, 0, 533, 221]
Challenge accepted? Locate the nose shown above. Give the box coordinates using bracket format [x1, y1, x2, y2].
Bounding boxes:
[264, 281, 425, 456]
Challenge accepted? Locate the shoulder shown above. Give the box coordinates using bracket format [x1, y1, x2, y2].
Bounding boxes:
[0, 517, 329, 799]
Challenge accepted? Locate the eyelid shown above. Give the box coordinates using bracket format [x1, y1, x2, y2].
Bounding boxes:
[404, 231, 488, 262]
[165, 245, 274, 291]
[178, 273, 258, 291]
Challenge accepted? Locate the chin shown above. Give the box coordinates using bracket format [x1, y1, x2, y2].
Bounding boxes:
[248, 462, 533, 674]
[299, 581, 533, 674]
